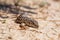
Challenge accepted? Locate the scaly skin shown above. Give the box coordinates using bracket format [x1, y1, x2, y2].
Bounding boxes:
[15, 13, 39, 28]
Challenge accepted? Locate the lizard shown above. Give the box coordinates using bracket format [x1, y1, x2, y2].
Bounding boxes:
[15, 13, 39, 29]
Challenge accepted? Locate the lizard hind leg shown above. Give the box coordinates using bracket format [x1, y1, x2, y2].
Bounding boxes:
[19, 23, 28, 30]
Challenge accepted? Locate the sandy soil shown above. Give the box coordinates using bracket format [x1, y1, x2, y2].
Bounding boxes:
[0, 0, 60, 40]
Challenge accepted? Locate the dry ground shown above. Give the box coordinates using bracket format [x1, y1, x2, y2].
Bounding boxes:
[0, 0, 60, 40]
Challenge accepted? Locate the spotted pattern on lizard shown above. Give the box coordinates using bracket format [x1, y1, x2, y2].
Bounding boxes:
[15, 13, 39, 28]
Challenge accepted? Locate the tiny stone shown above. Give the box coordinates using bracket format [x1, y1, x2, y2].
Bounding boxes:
[8, 37, 12, 39]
